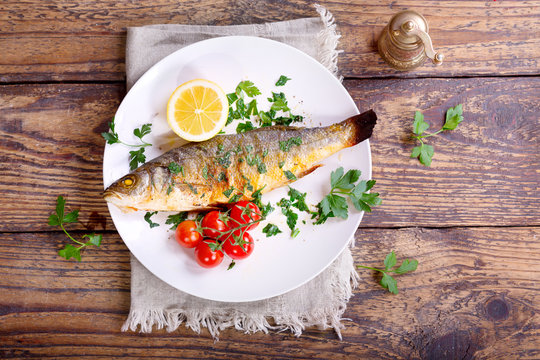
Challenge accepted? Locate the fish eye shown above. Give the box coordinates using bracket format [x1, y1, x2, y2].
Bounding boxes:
[122, 177, 134, 187]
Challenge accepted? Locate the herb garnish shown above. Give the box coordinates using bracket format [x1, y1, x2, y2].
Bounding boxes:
[236, 80, 262, 97]
[227, 260, 236, 270]
[357, 251, 418, 294]
[283, 170, 297, 180]
[312, 167, 381, 224]
[411, 104, 464, 166]
[165, 212, 188, 230]
[144, 211, 159, 228]
[262, 223, 282, 237]
[48, 196, 102, 261]
[279, 136, 302, 152]
[168, 162, 183, 175]
[275, 75, 291, 86]
[102, 119, 152, 170]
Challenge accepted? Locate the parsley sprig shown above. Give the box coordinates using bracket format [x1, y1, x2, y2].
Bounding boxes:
[411, 104, 464, 166]
[101, 118, 153, 170]
[313, 167, 381, 224]
[48, 196, 102, 261]
[357, 251, 418, 294]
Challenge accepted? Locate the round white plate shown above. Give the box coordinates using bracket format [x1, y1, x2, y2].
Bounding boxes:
[103, 36, 371, 302]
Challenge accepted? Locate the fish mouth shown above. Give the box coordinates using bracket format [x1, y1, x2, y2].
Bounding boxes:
[102, 189, 122, 201]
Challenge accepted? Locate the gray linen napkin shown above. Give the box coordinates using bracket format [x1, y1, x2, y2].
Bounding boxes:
[121, 5, 358, 339]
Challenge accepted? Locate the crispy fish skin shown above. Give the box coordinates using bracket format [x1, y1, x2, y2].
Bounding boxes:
[103, 110, 377, 212]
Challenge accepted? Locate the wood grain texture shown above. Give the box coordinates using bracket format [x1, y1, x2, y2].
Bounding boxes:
[0, 0, 538, 82]
[0, 77, 538, 231]
[0, 227, 538, 359]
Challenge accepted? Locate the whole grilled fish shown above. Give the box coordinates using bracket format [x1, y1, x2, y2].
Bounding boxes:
[103, 110, 377, 212]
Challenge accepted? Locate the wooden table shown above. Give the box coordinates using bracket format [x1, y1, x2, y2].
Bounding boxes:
[1, 1, 539, 359]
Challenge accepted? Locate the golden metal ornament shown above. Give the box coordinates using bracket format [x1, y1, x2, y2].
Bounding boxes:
[378, 10, 444, 71]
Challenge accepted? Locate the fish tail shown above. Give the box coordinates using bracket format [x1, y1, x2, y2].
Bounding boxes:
[344, 109, 377, 146]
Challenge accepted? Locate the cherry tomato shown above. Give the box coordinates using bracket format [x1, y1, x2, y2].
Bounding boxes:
[222, 232, 255, 260]
[194, 239, 224, 268]
[174, 220, 202, 248]
[230, 201, 261, 231]
[201, 211, 229, 240]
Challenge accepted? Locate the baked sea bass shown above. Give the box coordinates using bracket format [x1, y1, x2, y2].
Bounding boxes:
[103, 110, 377, 212]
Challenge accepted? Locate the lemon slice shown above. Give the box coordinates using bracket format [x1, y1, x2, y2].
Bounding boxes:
[166, 79, 229, 142]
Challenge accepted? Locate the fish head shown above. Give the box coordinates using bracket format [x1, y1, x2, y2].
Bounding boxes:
[103, 170, 151, 212]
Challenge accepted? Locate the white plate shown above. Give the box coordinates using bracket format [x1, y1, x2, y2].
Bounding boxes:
[103, 36, 371, 302]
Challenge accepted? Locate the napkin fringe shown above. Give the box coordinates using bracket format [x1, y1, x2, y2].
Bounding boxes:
[315, 4, 343, 81]
[122, 250, 359, 340]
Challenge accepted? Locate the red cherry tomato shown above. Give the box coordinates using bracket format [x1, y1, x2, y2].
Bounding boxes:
[194, 239, 224, 268]
[222, 232, 255, 260]
[230, 201, 261, 231]
[174, 220, 202, 248]
[201, 211, 229, 240]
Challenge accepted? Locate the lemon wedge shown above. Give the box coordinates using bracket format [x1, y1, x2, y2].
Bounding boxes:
[166, 79, 228, 142]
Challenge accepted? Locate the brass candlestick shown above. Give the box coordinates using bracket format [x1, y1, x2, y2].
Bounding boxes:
[378, 10, 444, 71]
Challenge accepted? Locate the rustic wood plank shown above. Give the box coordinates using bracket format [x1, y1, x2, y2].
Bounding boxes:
[0, 227, 538, 359]
[0, 78, 538, 231]
[0, 0, 538, 82]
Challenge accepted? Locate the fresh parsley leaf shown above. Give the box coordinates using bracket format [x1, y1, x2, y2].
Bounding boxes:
[381, 273, 399, 294]
[228, 193, 243, 203]
[278, 160, 285, 168]
[262, 223, 282, 237]
[285, 209, 298, 230]
[412, 111, 429, 135]
[357, 251, 418, 294]
[227, 260, 236, 270]
[129, 148, 146, 170]
[394, 259, 419, 274]
[275, 75, 291, 86]
[165, 212, 188, 230]
[134, 123, 152, 140]
[144, 211, 159, 228]
[384, 251, 397, 270]
[442, 104, 464, 130]
[279, 136, 302, 152]
[411, 105, 464, 166]
[101, 119, 120, 144]
[49, 195, 101, 261]
[236, 80, 261, 97]
[236, 121, 255, 133]
[58, 244, 81, 261]
[82, 233, 102, 247]
[186, 182, 198, 195]
[283, 170, 297, 181]
[313, 167, 381, 224]
[291, 228, 300, 238]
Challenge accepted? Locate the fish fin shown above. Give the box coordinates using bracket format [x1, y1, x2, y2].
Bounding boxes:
[346, 109, 377, 146]
[297, 164, 323, 179]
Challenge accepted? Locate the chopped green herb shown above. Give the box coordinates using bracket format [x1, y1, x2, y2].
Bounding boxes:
[227, 260, 236, 270]
[291, 228, 300, 238]
[279, 136, 302, 152]
[246, 99, 258, 116]
[168, 162, 182, 175]
[269, 92, 289, 112]
[227, 92, 238, 105]
[236, 121, 255, 133]
[144, 211, 159, 228]
[257, 162, 267, 174]
[223, 187, 234, 197]
[278, 160, 285, 168]
[217, 172, 226, 182]
[186, 182, 198, 195]
[228, 193, 243, 203]
[202, 166, 208, 180]
[167, 184, 173, 195]
[283, 170, 297, 180]
[275, 75, 291, 86]
[165, 212, 188, 230]
[133, 123, 152, 141]
[262, 223, 282, 237]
